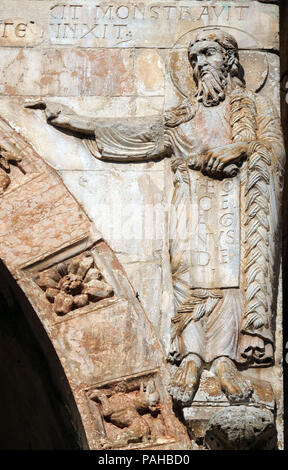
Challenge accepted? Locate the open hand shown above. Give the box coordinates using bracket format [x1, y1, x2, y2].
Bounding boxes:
[24, 100, 63, 122]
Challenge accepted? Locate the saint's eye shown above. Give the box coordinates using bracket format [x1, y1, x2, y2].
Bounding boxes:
[190, 54, 197, 65]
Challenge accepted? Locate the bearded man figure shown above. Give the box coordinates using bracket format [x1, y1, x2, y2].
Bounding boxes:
[26, 28, 285, 408]
[166, 29, 284, 406]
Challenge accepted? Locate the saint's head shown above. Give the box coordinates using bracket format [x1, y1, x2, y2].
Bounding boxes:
[188, 29, 245, 107]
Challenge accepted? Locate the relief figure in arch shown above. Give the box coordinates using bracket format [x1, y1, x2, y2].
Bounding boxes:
[26, 28, 285, 407]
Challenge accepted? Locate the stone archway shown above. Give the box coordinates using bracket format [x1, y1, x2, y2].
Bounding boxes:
[0, 259, 86, 449]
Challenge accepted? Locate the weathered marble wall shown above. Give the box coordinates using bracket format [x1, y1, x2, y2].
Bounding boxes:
[0, 0, 285, 450]
[0, 0, 282, 349]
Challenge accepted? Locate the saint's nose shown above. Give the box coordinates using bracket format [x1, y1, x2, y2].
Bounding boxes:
[197, 54, 208, 69]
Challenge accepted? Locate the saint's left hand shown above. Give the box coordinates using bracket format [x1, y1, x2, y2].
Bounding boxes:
[203, 142, 248, 176]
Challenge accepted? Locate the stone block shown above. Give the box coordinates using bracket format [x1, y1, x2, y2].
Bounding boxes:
[0, 48, 134, 96]
[0, 18, 43, 47]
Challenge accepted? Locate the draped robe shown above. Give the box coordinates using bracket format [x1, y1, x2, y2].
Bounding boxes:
[81, 88, 284, 366]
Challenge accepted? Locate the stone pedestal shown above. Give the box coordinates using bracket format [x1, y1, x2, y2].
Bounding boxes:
[183, 371, 277, 450]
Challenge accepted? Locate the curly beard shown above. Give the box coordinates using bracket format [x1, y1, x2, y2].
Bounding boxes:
[194, 65, 227, 107]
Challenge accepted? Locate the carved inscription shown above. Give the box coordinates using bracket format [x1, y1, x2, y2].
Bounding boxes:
[188, 172, 240, 288]
[0, 19, 43, 46]
[49, 2, 251, 46]
[0, 21, 28, 38]
[22, 20, 284, 448]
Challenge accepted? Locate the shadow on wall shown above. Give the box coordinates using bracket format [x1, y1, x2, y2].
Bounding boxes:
[0, 260, 81, 450]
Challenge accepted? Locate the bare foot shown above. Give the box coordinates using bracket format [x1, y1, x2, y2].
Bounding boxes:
[168, 354, 203, 407]
[214, 357, 253, 403]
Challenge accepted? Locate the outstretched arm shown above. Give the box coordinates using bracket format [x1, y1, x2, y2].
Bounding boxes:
[25, 100, 172, 162]
[25, 100, 95, 135]
[92, 116, 170, 162]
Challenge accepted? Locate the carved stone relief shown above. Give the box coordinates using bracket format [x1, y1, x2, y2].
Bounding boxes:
[0, 126, 33, 195]
[86, 373, 176, 450]
[0, 0, 284, 451]
[0, 144, 24, 193]
[34, 251, 114, 315]
[205, 406, 277, 450]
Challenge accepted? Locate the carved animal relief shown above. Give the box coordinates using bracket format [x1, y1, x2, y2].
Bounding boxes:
[87, 375, 175, 449]
[35, 252, 114, 315]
